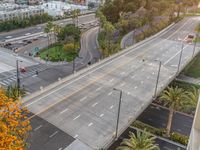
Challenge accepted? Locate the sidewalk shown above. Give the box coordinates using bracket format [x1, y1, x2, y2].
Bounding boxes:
[176, 74, 200, 85]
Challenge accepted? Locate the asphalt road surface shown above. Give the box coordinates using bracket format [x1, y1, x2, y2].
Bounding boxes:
[138, 104, 193, 136]
[28, 113, 75, 150]
[0, 13, 95, 42]
[23, 17, 200, 149]
[0, 47, 37, 74]
[0, 26, 100, 92]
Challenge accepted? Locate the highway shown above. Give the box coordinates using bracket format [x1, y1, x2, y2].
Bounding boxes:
[0, 13, 95, 42]
[22, 17, 200, 149]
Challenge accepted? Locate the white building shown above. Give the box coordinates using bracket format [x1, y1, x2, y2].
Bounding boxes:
[0, 6, 44, 21]
[41, 1, 88, 17]
[187, 97, 200, 150]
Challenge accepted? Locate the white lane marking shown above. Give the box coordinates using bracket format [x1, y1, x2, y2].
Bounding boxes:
[110, 105, 114, 109]
[120, 83, 125, 87]
[49, 131, 58, 138]
[74, 134, 78, 138]
[92, 102, 98, 107]
[34, 125, 42, 131]
[100, 114, 104, 117]
[141, 81, 144, 84]
[60, 108, 68, 114]
[25, 18, 190, 108]
[127, 92, 130, 95]
[88, 122, 93, 127]
[73, 115, 80, 120]
[134, 86, 137, 89]
[108, 92, 113, 95]
[96, 87, 102, 91]
[109, 79, 114, 82]
[152, 72, 155, 75]
[120, 72, 125, 75]
[164, 45, 189, 65]
[80, 96, 87, 102]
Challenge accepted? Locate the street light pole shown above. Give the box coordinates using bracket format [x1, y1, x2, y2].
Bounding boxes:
[154, 60, 161, 98]
[16, 60, 22, 95]
[177, 42, 184, 75]
[113, 88, 122, 140]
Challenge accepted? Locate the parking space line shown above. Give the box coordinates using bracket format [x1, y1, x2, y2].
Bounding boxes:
[49, 131, 58, 138]
[34, 125, 43, 131]
[108, 92, 112, 96]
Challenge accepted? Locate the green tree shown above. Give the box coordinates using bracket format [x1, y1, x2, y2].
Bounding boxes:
[71, 9, 80, 26]
[117, 130, 159, 150]
[6, 85, 26, 101]
[160, 86, 186, 136]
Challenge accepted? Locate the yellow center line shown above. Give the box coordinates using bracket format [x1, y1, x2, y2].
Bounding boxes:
[26, 18, 191, 121]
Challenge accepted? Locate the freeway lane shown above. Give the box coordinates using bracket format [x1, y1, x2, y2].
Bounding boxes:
[0, 13, 95, 41]
[23, 17, 200, 149]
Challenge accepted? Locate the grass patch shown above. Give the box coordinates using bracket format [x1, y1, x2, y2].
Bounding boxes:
[182, 53, 200, 79]
[170, 80, 200, 91]
[39, 44, 77, 62]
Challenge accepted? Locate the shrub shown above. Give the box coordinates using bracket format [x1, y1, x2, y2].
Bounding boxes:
[170, 132, 189, 145]
[62, 43, 75, 53]
[132, 120, 166, 136]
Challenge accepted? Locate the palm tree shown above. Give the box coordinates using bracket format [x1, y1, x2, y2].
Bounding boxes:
[117, 130, 159, 150]
[160, 86, 186, 136]
[71, 9, 80, 26]
[182, 87, 199, 113]
[44, 21, 54, 47]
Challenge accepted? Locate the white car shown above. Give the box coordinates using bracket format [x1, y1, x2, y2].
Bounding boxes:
[5, 36, 12, 39]
[25, 33, 31, 36]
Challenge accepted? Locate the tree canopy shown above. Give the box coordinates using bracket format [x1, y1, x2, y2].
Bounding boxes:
[0, 88, 31, 149]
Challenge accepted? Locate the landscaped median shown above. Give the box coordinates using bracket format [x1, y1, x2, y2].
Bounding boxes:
[132, 120, 189, 146]
[38, 23, 81, 62]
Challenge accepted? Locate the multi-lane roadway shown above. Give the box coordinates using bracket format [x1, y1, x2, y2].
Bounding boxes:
[22, 16, 200, 150]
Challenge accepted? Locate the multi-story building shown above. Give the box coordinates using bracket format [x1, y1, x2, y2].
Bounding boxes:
[187, 97, 200, 150]
[0, 6, 44, 21]
[41, 1, 88, 17]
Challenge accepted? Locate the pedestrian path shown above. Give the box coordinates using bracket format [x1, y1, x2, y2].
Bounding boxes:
[176, 74, 200, 85]
[0, 64, 48, 87]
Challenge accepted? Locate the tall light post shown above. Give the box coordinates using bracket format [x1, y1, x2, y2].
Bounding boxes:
[16, 59, 23, 95]
[154, 60, 162, 98]
[177, 42, 184, 75]
[113, 88, 122, 140]
[192, 33, 198, 58]
[72, 56, 83, 74]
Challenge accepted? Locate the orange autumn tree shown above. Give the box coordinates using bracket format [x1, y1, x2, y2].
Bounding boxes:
[0, 88, 31, 150]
